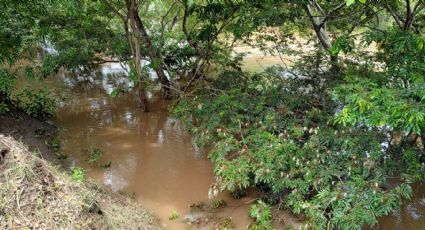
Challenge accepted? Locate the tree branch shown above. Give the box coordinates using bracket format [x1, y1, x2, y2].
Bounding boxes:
[404, 0, 412, 30]
[385, 3, 404, 30]
[102, 0, 126, 21]
[312, 0, 326, 15]
[413, 1, 425, 15]
[159, 2, 177, 38]
[182, 3, 199, 53]
[319, 2, 346, 28]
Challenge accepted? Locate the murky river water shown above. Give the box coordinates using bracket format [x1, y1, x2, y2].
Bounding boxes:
[47, 67, 258, 229]
[42, 61, 424, 229]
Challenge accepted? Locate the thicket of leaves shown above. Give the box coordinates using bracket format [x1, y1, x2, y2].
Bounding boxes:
[37, 1, 126, 73]
[0, 0, 56, 118]
[173, 3, 425, 228]
[335, 31, 425, 135]
[173, 34, 424, 228]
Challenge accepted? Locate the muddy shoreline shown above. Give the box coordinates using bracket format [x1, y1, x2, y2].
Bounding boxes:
[0, 106, 58, 162]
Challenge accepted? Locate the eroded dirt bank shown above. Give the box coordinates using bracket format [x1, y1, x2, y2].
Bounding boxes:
[0, 108, 162, 229]
[0, 106, 57, 162]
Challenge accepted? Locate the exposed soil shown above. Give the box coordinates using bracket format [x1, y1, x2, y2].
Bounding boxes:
[182, 199, 302, 229]
[0, 106, 57, 162]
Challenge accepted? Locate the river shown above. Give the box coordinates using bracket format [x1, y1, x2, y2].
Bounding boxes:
[47, 65, 301, 229]
[41, 59, 424, 229]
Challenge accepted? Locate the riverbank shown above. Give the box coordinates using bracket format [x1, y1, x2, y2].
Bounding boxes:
[0, 106, 58, 162]
[0, 108, 162, 229]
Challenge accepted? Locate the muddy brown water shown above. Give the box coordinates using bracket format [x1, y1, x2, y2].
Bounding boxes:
[47, 68, 261, 229]
[36, 63, 424, 229]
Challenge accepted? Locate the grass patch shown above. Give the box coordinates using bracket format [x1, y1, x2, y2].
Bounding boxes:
[211, 199, 227, 209]
[168, 210, 179, 220]
[71, 166, 84, 182]
[0, 135, 162, 229]
[82, 146, 103, 164]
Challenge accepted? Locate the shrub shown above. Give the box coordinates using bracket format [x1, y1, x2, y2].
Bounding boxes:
[46, 137, 61, 150]
[71, 167, 84, 182]
[0, 102, 10, 114]
[16, 87, 56, 119]
[173, 68, 421, 229]
[248, 200, 273, 230]
[100, 161, 112, 169]
[54, 151, 68, 160]
[82, 146, 104, 165]
[0, 69, 16, 100]
[168, 210, 179, 220]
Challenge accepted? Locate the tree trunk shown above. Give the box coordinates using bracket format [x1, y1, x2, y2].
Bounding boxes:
[128, 0, 172, 99]
[313, 20, 339, 73]
[128, 0, 149, 111]
[304, 3, 339, 74]
[138, 82, 149, 112]
[329, 54, 339, 73]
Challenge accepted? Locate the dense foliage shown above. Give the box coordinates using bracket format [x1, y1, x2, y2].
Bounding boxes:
[172, 1, 425, 229]
[174, 64, 422, 229]
[335, 31, 425, 136]
[0, 0, 56, 118]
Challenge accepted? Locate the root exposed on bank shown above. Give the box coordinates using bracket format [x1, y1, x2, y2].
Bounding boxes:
[0, 135, 162, 229]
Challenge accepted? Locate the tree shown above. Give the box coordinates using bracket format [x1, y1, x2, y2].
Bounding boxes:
[126, 0, 172, 99]
[0, 0, 50, 106]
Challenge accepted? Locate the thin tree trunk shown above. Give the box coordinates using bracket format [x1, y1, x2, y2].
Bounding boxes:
[330, 55, 339, 73]
[304, 3, 339, 73]
[138, 82, 149, 112]
[104, 0, 149, 110]
[128, 0, 172, 99]
[128, 0, 149, 111]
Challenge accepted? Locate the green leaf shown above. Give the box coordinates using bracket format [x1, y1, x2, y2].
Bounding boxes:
[346, 0, 355, 6]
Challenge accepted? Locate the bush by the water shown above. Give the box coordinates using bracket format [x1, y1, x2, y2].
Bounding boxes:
[173, 61, 424, 229]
